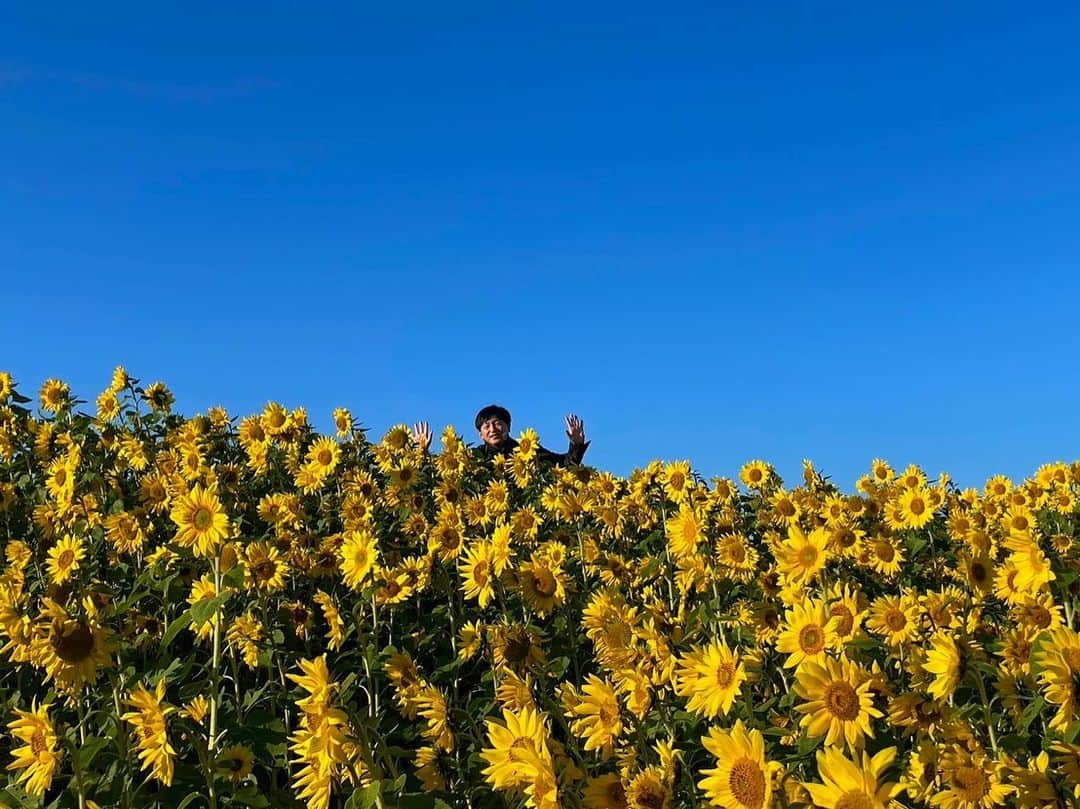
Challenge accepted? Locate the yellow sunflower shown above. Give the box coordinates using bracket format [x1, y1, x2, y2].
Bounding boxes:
[569, 675, 623, 757]
[244, 541, 289, 593]
[803, 745, 898, 809]
[6, 700, 60, 797]
[121, 680, 176, 786]
[898, 487, 935, 529]
[170, 484, 231, 557]
[794, 656, 882, 751]
[518, 555, 566, 617]
[775, 525, 829, 586]
[46, 535, 85, 585]
[866, 594, 920, 647]
[339, 530, 379, 590]
[776, 599, 840, 670]
[460, 541, 496, 608]
[674, 638, 747, 719]
[665, 504, 704, 559]
[480, 706, 552, 790]
[739, 460, 772, 490]
[698, 719, 773, 809]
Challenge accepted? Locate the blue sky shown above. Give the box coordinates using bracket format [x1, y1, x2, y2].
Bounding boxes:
[3, 3, 1080, 488]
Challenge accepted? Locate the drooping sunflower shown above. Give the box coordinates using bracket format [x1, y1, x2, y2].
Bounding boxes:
[698, 719, 773, 809]
[121, 680, 176, 786]
[170, 484, 231, 557]
[794, 656, 882, 751]
[46, 535, 85, 585]
[6, 700, 60, 797]
[802, 745, 898, 809]
[339, 530, 379, 590]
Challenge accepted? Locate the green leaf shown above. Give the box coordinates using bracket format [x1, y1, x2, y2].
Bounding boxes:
[160, 611, 193, 649]
[74, 735, 110, 771]
[222, 564, 245, 590]
[189, 592, 230, 625]
[345, 781, 383, 809]
[176, 794, 202, 809]
[1019, 696, 1045, 733]
[232, 785, 270, 807]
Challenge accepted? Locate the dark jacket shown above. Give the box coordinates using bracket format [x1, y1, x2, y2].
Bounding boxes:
[474, 436, 590, 466]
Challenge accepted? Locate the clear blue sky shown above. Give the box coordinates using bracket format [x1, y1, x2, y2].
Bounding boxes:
[3, 3, 1080, 488]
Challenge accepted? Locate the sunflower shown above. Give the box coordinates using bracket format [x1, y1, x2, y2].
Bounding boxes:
[698, 719, 772, 809]
[6, 700, 60, 797]
[803, 745, 898, 809]
[584, 773, 628, 809]
[1003, 535, 1054, 593]
[480, 706, 552, 790]
[39, 378, 70, 413]
[665, 504, 703, 559]
[929, 746, 1012, 808]
[417, 684, 455, 752]
[827, 585, 865, 645]
[626, 766, 670, 809]
[491, 623, 546, 672]
[898, 487, 935, 529]
[339, 530, 379, 590]
[777, 599, 840, 670]
[864, 536, 904, 577]
[794, 656, 882, 751]
[32, 612, 114, 692]
[514, 427, 540, 462]
[460, 541, 496, 608]
[674, 639, 747, 719]
[121, 680, 176, 786]
[46, 535, 85, 585]
[740, 460, 772, 490]
[870, 458, 894, 484]
[243, 541, 289, 593]
[260, 402, 291, 436]
[769, 488, 802, 527]
[866, 594, 920, 647]
[518, 555, 566, 617]
[569, 675, 623, 757]
[215, 744, 254, 783]
[170, 484, 231, 557]
[775, 525, 829, 586]
[1033, 626, 1080, 731]
[227, 612, 263, 668]
[142, 381, 174, 412]
[313, 590, 346, 651]
[304, 435, 341, 476]
[924, 631, 964, 701]
[45, 457, 75, 504]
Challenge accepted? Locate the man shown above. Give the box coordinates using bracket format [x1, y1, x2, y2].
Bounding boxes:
[412, 405, 589, 466]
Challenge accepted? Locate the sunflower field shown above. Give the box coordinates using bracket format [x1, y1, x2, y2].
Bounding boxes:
[0, 369, 1076, 808]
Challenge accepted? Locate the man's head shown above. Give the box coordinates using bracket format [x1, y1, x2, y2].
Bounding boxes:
[475, 404, 511, 447]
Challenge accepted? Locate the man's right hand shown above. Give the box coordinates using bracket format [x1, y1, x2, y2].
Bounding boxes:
[412, 421, 433, 452]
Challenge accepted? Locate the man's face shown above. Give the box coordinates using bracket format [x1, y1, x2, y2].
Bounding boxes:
[479, 416, 509, 446]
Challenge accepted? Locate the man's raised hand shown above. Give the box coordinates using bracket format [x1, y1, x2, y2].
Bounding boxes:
[565, 413, 586, 446]
[412, 421, 433, 452]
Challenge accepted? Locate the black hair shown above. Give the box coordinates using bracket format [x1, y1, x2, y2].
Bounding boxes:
[475, 404, 511, 431]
